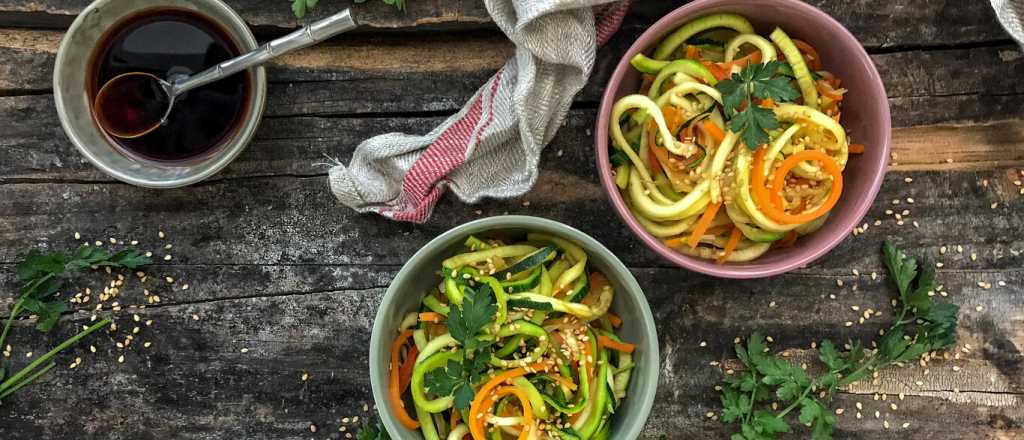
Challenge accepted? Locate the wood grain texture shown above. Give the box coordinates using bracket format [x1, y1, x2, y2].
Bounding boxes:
[0, 0, 490, 30]
[3, 27, 1022, 125]
[0, 0, 1013, 50]
[0, 261, 1020, 439]
[2, 93, 1023, 182]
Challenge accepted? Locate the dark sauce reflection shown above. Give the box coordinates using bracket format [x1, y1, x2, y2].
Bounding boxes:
[89, 8, 251, 163]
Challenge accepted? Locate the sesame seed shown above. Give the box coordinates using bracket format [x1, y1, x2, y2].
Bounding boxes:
[164, 255, 172, 261]
[240, 348, 249, 353]
[835, 408, 845, 415]
[74, 232, 81, 240]
[856, 412, 863, 419]
[109, 237, 117, 244]
[158, 231, 166, 239]
[902, 422, 911, 428]
[302, 372, 309, 381]
[90, 345, 96, 353]
[976, 305, 984, 312]
[182, 284, 190, 290]
[130, 240, 139, 245]
[310, 424, 317, 433]
[95, 240, 103, 246]
[970, 253, 977, 261]
[884, 420, 890, 429]
[940, 246, 947, 254]
[906, 198, 914, 204]
[144, 342, 152, 348]
[699, 341, 707, 347]
[768, 301, 777, 308]
[952, 366, 961, 372]
[192, 314, 200, 321]
[845, 321, 853, 327]
[991, 202, 998, 209]
[118, 355, 125, 363]
[890, 403, 898, 410]
[836, 279, 844, 287]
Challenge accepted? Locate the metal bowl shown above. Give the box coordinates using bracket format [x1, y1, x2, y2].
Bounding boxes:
[53, 0, 267, 188]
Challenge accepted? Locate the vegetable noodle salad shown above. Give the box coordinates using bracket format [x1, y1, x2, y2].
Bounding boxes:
[387, 233, 635, 440]
[609, 13, 863, 264]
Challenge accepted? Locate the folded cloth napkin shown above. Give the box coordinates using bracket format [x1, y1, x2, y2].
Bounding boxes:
[993, 0, 1024, 46]
[328, 0, 632, 223]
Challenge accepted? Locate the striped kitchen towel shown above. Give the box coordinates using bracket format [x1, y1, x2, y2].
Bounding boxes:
[993, 0, 1024, 46]
[328, 0, 632, 223]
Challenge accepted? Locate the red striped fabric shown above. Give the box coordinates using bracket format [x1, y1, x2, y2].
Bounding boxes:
[382, 0, 632, 223]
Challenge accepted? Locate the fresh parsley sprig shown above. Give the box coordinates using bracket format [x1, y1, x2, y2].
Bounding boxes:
[355, 420, 392, 440]
[719, 242, 959, 439]
[0, 245, 150, 401]
[714, 60, 801, 149]
[423, 283, 496, 410]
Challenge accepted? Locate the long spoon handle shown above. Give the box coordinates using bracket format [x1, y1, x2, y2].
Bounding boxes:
[171, 9, 357, 95]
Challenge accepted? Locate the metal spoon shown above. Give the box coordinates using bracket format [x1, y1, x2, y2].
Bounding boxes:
[94, 9, 357, 139]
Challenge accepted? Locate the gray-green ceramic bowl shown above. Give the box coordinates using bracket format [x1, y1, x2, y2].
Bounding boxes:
[369, 216, 659, 439]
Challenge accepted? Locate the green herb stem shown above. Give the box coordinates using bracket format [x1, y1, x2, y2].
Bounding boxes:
[0, 298, 24, 352]
[775, 384, 814, 419]
[0, 317, 111, 394]
[0, 361, 55, 401]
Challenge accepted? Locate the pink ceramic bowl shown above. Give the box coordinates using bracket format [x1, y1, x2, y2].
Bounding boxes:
[596, 0, 890, 279]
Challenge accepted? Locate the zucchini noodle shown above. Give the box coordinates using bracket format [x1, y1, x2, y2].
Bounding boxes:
[387, 233, 635, 440]
[607, 13, 858, 264]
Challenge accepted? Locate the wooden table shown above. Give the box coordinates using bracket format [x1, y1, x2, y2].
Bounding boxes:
[1, 1, 1022, 438]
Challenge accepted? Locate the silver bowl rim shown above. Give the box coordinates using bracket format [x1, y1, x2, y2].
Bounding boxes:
[53, 0, 268, 188]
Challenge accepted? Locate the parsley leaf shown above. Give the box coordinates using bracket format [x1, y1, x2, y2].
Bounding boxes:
[717, 243, 959, 440]
[355, 420, 391, 440]
[1, 244, 151, 401]
[423, 344, 493, 410]
[448, 284, 496, 351]
[714, 61, 800, 149]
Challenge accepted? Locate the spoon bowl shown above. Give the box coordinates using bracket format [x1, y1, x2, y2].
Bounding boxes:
[93, 72, 174, 139]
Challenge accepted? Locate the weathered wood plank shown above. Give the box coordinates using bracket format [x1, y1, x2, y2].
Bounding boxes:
[0, 166, 1022, 275]
[0, 0, 1012, 50]
[0, 263, 1019, 438]
[0, 0, 491, 31]
[2, 89, 1023, 182]
[3, 27, 1022, 125]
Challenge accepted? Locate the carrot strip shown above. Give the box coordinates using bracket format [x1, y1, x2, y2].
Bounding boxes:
[450, 407, 460, 431]
[606, 312, 623, 329]
[389, 330, 420, 429]
[686, 201, 723, 248]
[398, 345, 419, 394]
[773, 231, 798, 249]
[418, 312, 444, 323]
[752, 149, 844, 224]
[815, 80, 845, 101]
[486, 386, 533, 440]
[702, 120, 726, 145]
[647, 143, 663, 175]
[598, 335, 637, 354]
[685, 44, 700, 60]
[848, 143, 865, 154]
[759, 97, 775, 108]
[468, 362, 552, 440]
[792, 39, 822, 70]
[639, 74, 655, 96]
[715, 227, 743, 265]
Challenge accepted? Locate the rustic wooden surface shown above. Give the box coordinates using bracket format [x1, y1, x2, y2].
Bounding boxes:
[1, 1, 1023, 439]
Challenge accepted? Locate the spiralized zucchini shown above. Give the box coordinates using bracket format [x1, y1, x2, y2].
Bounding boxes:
[608, 13, 855, 264]
[388, 233, 636, 440]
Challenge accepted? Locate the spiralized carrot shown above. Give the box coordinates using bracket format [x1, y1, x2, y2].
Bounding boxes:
[752, 149, 844, 224]
[598, 335, 637, 354]
[686, 201, 723, 248]
[848, 143, 865, 154]
[398, 345, 419, 394]
[792, 39, 822, 70]
[715, 227, 743, 265]
[418, 312, 444, 323]
[702, 120, 726, 145]
[685, 44, 700, 59]
[389, 330, 420, 429]
[815, 79, 845, 101]
[487, 386, 534, 440]
[606, 312, 623, 328]
[468, 362, 552, 440]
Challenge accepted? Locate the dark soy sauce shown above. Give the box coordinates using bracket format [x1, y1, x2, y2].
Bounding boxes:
[89, 8, 251, 163]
